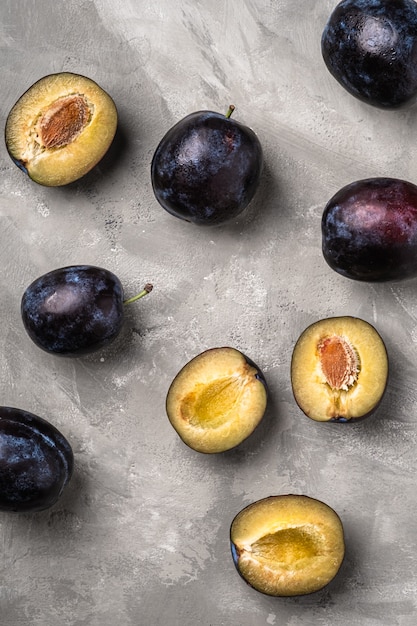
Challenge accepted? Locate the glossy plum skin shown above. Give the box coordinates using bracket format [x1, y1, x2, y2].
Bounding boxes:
[151, 110, 263, 225]
[322, 177, 417, 281]
[321, 0, 417, 108]
[0, 407, 73, 512]
[21, 265, 124, 356]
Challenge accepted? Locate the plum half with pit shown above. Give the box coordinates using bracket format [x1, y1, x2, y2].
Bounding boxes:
[321, 0, 417, 108]
[5, 72, 117, 186]
[166, 347, 268, 453]
[0, 407, 73, 512]
[21, 265, 152, 357]
[291, 316, 388, 422]
[151, 106, 263, 225]
[230, 495, 345, 597]
[322, 177, 417, 282]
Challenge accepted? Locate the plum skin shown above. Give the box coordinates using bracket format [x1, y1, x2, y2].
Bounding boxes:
[151, 110, 263, 226]
[322, 177, 417, 281]
[321, 0, 417, 109]
[21, 265, 124, 356]
[0, 407, 74, 512]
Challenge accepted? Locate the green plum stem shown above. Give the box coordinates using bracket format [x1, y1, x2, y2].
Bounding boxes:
[123, 283, 153, 306]
[225, 104, 235, 119]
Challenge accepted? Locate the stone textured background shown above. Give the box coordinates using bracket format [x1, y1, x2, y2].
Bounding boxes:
[1, 1, 417, 624]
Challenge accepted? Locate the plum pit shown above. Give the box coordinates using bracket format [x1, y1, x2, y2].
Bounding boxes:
[37, 94, 92, 149]
[318, 335, 360, 391]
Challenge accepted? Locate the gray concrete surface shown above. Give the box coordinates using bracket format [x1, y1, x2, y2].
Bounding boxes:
[1, 1, 417, 624]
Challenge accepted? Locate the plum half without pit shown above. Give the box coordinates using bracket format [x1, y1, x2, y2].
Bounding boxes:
[5, 72, 117, 186]
[151, 106, 263, 225]
[291, 316, 388, 422]
[21, 265, 152, 357]
[166, 347, 268, 453]
[230, 495, 345, 597]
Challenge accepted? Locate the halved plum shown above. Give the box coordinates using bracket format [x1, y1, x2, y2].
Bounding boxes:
[291, 316, 388, 422]
[5, 72, 117, 186]
[166, 347, 268, 453]
[230, 495, 345, 596]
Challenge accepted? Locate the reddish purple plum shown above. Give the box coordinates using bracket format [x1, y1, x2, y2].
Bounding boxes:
[322, 177, 417, 281]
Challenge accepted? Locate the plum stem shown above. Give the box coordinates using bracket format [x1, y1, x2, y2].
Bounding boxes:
[225, 104, 235, 119]
[123, 283, 153, 305]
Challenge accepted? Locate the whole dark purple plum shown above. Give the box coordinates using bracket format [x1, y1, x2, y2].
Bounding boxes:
[0, 407, 73, 512]
[151, 106, 263, 225]
[21, 265, 152, 356]
[322, 177, 417, 281]
[321, 0, 417, 108]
